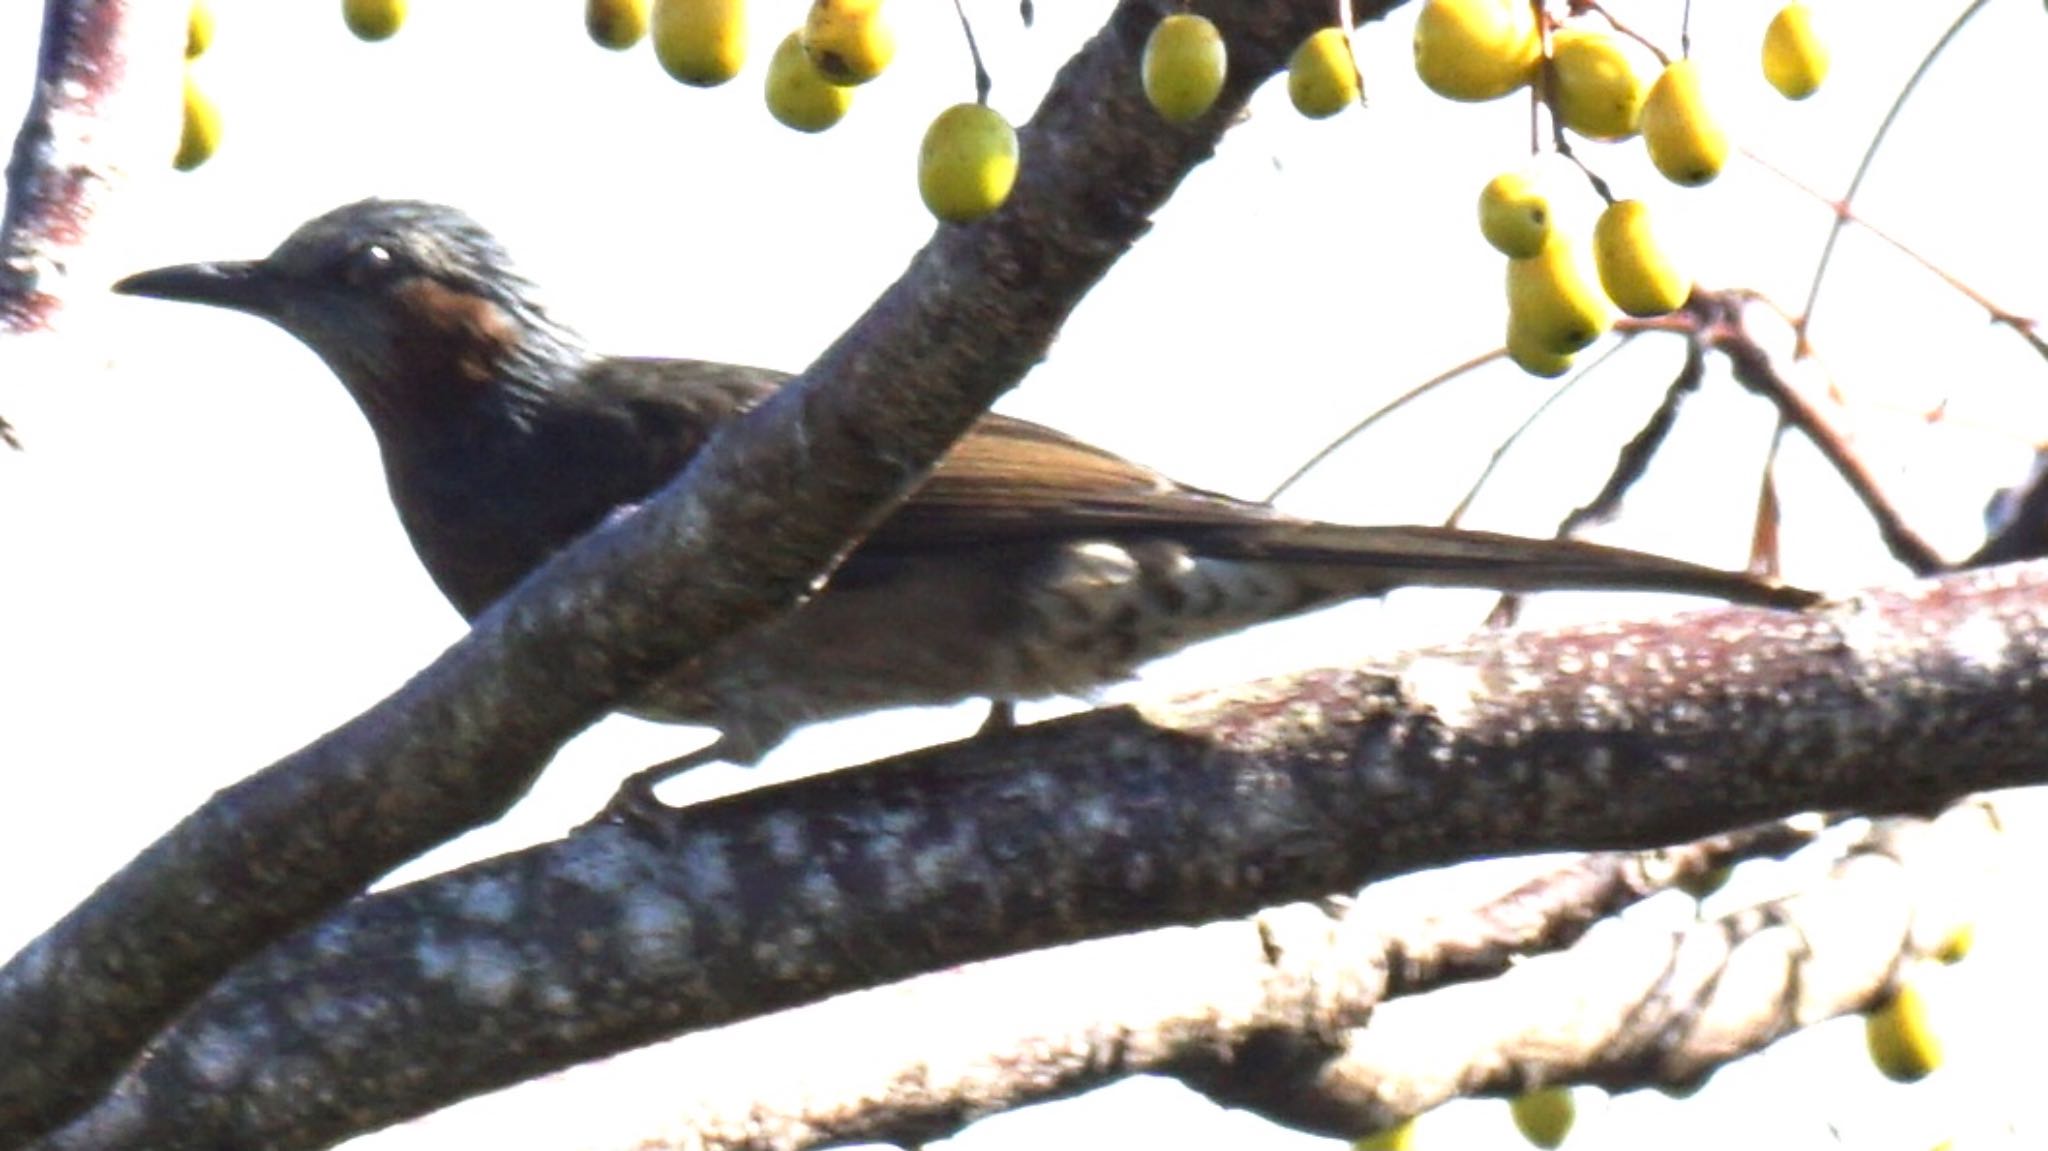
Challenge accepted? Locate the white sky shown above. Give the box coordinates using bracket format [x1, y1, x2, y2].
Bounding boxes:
[4, 1, 2047, 1148]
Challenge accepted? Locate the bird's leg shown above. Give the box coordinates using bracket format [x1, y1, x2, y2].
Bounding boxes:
[976, 699, 1017, 737]
[598, 735, 737, 826]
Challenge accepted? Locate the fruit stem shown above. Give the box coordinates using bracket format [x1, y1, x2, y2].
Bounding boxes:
[949, 0, 991, 103]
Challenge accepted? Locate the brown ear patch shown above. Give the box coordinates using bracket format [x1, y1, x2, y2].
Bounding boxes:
[390, 275, 521, 386]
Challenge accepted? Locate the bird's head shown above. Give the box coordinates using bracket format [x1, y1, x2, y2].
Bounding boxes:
[114, 199, 586, 432]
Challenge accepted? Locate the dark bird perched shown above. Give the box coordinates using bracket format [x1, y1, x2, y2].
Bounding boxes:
[115, 199, 1817, 792]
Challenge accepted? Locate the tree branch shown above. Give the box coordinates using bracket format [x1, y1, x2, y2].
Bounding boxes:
[1, 0, 182, 334]
[30, 563, 2048, 1151]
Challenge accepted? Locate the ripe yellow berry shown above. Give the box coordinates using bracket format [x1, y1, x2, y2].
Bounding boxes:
[587, 0, 650, 50]
[1353, 1116, 1417, 1151]
[1509, 1086, 1576, 1150]
[1762, 3, 1828, 100]
[342, 0, 405, 42]
[1507, 318, 1575, 378]
[652, 0, 746, 86]
[1865, 980, 1943, 1083]
[1593, 199, 1690, 317]
[174, 71, 221, 171]
[765, 30, 852, 133]
[185, 0, 214, 59]
[1142, 14, 1228, 124]
[802, 0, 893, 85]
[1642, 59, 1729, 186]
[1478, 170, 1551, 259]
[1288, 28, 1360, 119]
[1507, 232, 1612, 356]
[1549, 27, 1646, 140]
[919, 103, 1018, 224]
[1413, 0, 1540, 103]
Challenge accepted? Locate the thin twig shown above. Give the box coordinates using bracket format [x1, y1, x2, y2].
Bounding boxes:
[1792, 0, 1995, 351]
[1263, 349, 1506, 503]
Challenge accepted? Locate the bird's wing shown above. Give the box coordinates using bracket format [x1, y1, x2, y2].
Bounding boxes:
[587, 356, 1284, 546]
[871, 410, 1286, 549]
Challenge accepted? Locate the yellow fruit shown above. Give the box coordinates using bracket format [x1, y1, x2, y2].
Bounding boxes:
[1142, 14, 1228, 124]
[174, 71, 221, 171]
[1866, 980, 1943, 1083]
[186, 0, 214, 59]
[1413, 0, 1540, 102]
[1509, 1086, 1576, 1149]
[652, 0, 746, 86]
[342, 0, 404, 42]
[1641, 60, 1728, 186]
[1507, 317, 1575, 378]
[765, 30, 852, 132]
[1549, 27, 1646, 140]
[1288, 28, 1360, 119]
[1353, 1117, 1417, 1150]
[1934, 921, 1974, 965]
[1592, 199, 1690, 317]
[1478, 170, 1551, 259]
[802, 0, 893, 85]
[587, 0, 650, 49]
[1507, 233, 1612, 355]
[1762, 3, 1828, 100]
[918, 103, 1018, 224]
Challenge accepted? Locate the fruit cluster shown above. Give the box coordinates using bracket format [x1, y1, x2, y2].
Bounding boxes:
[1391, 0, 1830, 376]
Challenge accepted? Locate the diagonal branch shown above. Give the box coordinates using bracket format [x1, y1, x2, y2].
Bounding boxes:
[31, 561, 2048, 1151]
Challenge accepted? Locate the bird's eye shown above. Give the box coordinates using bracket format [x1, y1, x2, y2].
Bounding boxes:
[342, 242, 398, 287]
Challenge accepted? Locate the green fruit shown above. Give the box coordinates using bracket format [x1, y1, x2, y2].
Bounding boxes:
[1762, 3, 1828, 100]
[1641, 59, 1728, 186]
[1507, 317, 1575, 378]
[802, 0, 894, 85]
[765, 30, 852, 132]
[342, 0, 404, 42]
[174, 72, 221, 171]
[1865, 980, 1943, 1083]
[918, 103, 1018, 223]
[1593, 199, 1690, 317]
[1353, 1116, 1417, 1150]
[1478, 170, 1551, 258]
[1413, 0, 1540, 102]
[587, 0, 650, 50]
[1288, 27, 1360, 119]
[1510, 1086, 1576, 1149]
[1142, 13, 1227, 124]
[185, 0, 214, 59]
[1507, 233, 1612, 355]
[653, 0, 746, 86]
[1550, 27, 1646, 140]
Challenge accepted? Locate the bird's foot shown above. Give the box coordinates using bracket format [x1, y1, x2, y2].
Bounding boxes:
[594, 737, 731, 828]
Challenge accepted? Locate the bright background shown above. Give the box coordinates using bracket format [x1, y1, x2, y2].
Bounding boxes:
[4, 2, 2048, 1148]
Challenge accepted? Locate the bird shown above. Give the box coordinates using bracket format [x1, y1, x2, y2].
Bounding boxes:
[114, 199, 1818, 801]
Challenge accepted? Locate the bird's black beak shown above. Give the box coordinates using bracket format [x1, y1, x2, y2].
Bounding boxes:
[112, 259, 274, 315]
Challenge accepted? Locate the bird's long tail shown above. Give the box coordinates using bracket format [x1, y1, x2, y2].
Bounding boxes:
[1214, 521, 1820, 610]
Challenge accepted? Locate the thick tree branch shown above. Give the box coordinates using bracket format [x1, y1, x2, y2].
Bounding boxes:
[1, 0, 181, 334]
[30, 563, 2048, 1151]
[329, 828, 1815, 1151]
[0, 3, 1395, 1146]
